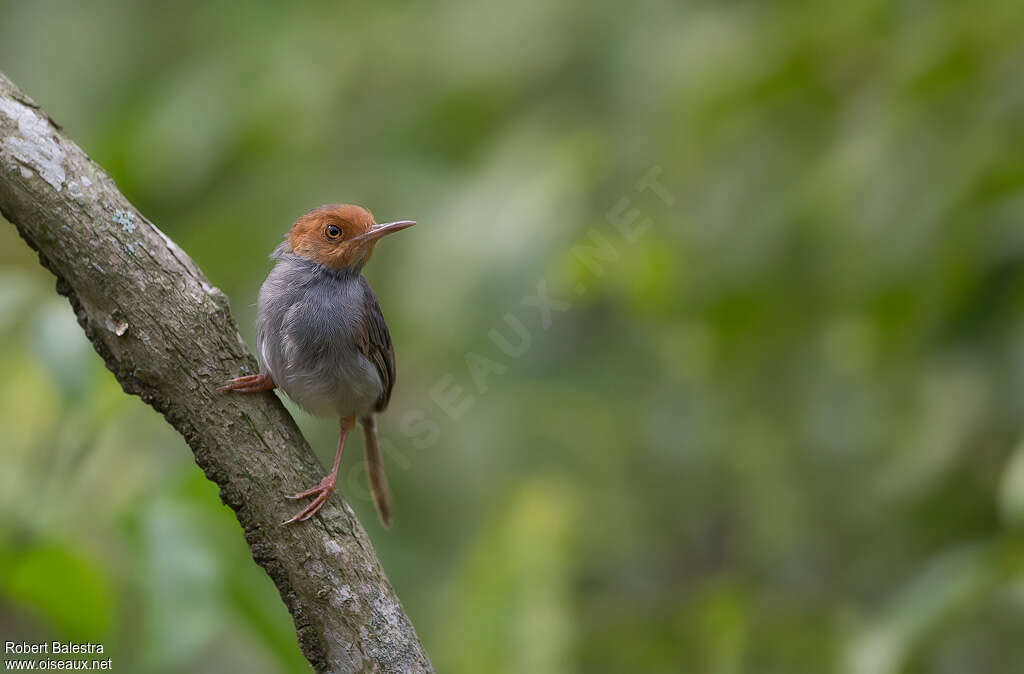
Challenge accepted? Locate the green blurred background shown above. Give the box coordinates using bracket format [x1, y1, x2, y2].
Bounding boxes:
[3, 1, 1024, 672]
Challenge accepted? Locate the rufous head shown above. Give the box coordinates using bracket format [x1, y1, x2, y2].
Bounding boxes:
[287, 204, 415, 271]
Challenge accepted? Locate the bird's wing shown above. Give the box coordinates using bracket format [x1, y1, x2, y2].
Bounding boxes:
[356, 276, 396, 413]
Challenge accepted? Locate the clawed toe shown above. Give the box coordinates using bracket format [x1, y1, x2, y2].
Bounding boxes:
[282, 478, 336, 525]
[286, 483, 326, 500]
[280, 419, 350, 525]
[215, 373, 275, 394]
[282, 491, 332, 524]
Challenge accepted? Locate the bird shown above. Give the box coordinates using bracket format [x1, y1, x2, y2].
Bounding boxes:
[216, 204, 414, 527]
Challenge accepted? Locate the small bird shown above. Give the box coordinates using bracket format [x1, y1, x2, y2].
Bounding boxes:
[216, 204, 414, 527]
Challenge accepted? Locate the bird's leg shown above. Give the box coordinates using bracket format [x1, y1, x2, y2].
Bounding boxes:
[214, 373, 275, 393]
[282, 415, 356, 524]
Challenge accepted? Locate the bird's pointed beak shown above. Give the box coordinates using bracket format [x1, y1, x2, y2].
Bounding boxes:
[354, 220, 416, 244]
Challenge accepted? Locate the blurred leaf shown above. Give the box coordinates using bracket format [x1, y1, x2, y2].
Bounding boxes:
[843, 541, 1019, 674]
[2, 542, 114, 640]
[999, 438, 1024, 528]
[139, 500, 225, 671]
[438, 479, 578, 674]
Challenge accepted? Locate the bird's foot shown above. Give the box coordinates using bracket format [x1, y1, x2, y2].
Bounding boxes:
[214, 373, 275, 394]
[282, 475, 336, 524]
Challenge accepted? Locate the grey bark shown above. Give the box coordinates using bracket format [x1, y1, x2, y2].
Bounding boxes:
[0, 71, 433, 674]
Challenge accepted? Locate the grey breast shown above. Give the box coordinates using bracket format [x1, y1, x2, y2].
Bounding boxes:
[256, 250, 384, 419]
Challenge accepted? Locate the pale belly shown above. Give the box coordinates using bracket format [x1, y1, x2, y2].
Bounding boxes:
[256, 255, 388, 420]
[267, 338, 383, 419]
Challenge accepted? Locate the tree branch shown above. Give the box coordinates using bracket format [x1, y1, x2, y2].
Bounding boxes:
[0, 71, 433, 674]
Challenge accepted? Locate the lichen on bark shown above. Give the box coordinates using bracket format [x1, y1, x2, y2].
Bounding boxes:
[0, 71, 433, 674]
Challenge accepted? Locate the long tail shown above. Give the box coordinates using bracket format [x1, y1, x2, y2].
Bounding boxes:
[360, 416, 392, 528]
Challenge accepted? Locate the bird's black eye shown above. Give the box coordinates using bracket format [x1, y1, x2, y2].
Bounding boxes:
[325, 224, 342, 240]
